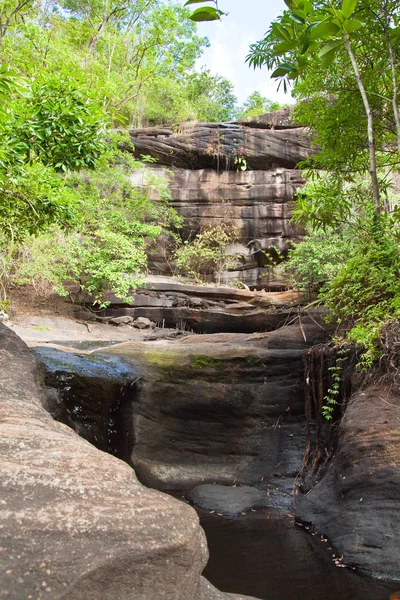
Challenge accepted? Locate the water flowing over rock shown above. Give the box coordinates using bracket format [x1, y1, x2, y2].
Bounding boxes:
[126, 112, 312, 288]
[0, 323, 260, 600]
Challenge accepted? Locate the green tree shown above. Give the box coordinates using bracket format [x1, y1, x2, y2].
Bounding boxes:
[237, 91, 288, 118]
[246, 0, 400, 211]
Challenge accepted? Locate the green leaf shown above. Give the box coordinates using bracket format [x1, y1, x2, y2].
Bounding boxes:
[319, 39, 343, 57]
[184, 0, 214, 5]
[271, 62, 297, 77]
[272, 22, 291, 42]
[189, 6, 222, 21]
[343, 18, 362, 33]
[310, 21, 340, 40]
[342, 0, 358, 19]
[320, 48, 338, 67]
[288, 11, 305, 25]
[274, 40, 297, 53]
[301, 32, 310, 54]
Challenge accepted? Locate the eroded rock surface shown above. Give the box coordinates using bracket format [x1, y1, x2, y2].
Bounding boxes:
[81, 278, 305, 334]
[94, 320, 330, 497]
[187, 485, 265, 517]
[0, 324, 260, 599]
[126, 112, 311, 289]
[128, 121, 311, 171]
[296, 384, 400, 579]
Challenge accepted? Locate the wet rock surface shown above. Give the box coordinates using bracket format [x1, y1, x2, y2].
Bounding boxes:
[296, 384, 400, 579]
[95, 320, 330, 497]
[0, 323, 261, 600]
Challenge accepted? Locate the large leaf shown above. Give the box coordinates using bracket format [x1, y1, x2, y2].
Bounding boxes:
[320, 48, 338, 67]
[342, 0, 358, 19]
[301, 32, 310, 54]
[271, 62, 297, 78]
[189, 6, 222, 21]
[343, 18, 362, 33]
[274, 40, 297, 53]
[288, 11, 305, 25]
[184, 0, 214, 5]
[310, 21, 340, 40]
[272, 22, 291, 42]
[319, 39, 343, 57]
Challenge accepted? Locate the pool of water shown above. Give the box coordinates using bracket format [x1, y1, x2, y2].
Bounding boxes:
[199, 510, 398, 600]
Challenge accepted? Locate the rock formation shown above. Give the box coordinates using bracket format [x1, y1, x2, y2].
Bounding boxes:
[127, 111, 311, 288]
[296, 384, 400, 579]
[80, 277, 305, 334]
[0, 323, 259, 600]
[36, 320, 331, 504]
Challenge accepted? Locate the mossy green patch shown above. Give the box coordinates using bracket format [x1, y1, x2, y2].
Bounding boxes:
[191, 357, 226, 369]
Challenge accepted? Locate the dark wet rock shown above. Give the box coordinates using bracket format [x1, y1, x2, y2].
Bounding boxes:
[296, 384, 400, 579]
[0, 323, 262, 600]
[33, 346, 138, 462]
[98, 321, 330, 493]
[187, 485, 265, 516]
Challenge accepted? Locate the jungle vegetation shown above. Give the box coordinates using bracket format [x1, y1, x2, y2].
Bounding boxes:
[0, 0, 278, 306]
[190, 0, 400, 369]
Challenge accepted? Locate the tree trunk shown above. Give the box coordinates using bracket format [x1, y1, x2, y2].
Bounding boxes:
[385, 21, 400, 157]
[344, 36, 381, 211]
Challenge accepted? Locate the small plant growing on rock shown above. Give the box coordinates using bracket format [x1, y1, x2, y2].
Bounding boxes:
[174, 224, 237, 285]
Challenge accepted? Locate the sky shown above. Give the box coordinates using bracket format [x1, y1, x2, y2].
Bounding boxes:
[194, 0, 293, 105]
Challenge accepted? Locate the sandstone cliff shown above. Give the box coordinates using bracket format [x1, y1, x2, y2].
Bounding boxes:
[127, 111, 311, 289]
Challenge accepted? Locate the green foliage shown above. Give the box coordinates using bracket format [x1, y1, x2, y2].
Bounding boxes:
[284, 230, 347, 297]
[13, 72, 107, 172]
[185, 0, 224, 22]
[0, 66, 84, 242]
[322, 346, 350, 420]
[9, 141, 183, 305]
[141, 69, 237, 125]
[237, 91, 288, 119]
[324, 215, 400, 368]
[174, 225, 236, 283]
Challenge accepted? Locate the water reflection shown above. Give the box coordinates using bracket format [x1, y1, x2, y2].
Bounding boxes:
[199, 510, 398, 600]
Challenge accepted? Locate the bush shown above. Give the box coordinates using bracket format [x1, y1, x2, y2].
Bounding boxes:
[284, 229, 348, 300]
[174, 225, 236, 284]
[324, 219, 400, 368]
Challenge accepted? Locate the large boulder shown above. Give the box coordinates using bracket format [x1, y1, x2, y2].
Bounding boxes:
[0, 323, 260, 599]
[296, 384, 400, 579]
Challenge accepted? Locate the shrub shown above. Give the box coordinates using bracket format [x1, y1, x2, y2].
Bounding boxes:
[174, 225, 236, 284]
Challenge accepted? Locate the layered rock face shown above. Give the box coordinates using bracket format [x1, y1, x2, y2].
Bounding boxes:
[69, 320, 329, 499]
[87, 280, 304, 334]
[296, 384, 400, 579]
[0, 323, 259, 600]
[128, 112, 311, 288]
